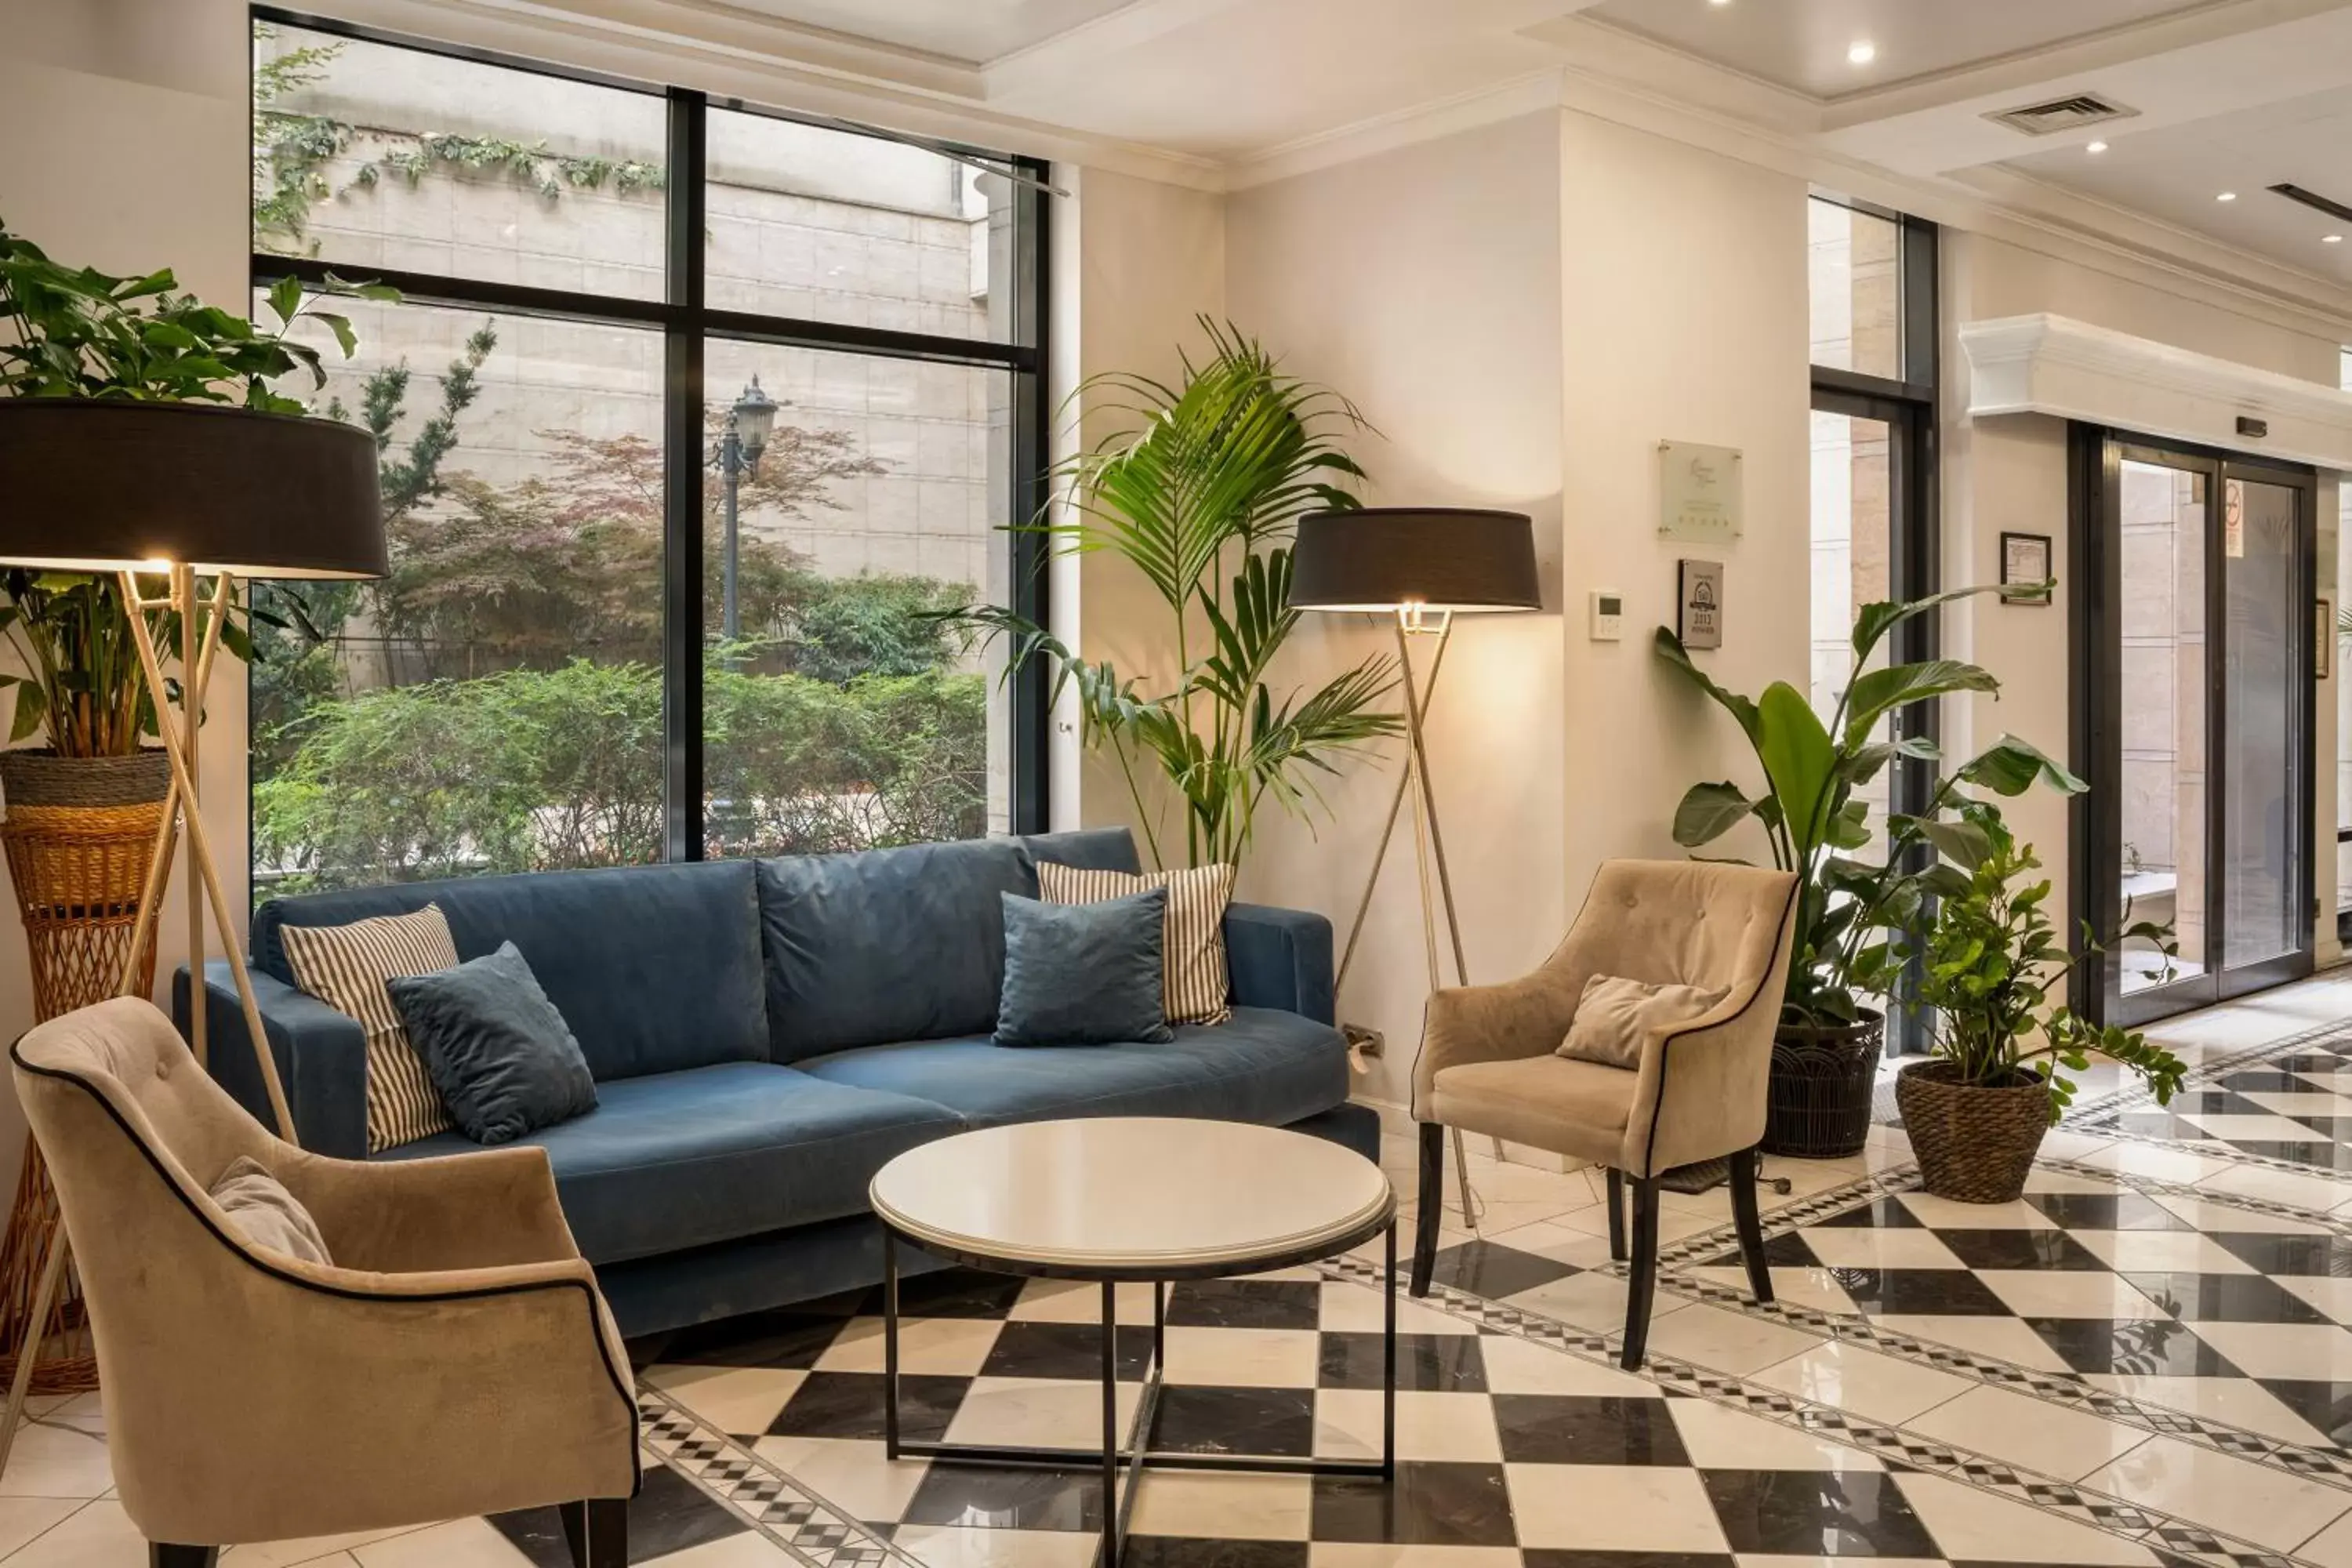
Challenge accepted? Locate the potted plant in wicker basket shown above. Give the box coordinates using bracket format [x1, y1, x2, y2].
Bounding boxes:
[1655, 586, 2085, 1159]
[1896, 804, 2185, 1203]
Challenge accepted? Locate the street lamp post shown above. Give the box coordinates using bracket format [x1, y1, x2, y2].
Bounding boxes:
[717, 375, 778, 647]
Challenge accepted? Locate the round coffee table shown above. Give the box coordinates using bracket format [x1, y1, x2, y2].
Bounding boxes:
[869, 1116, 1398, 1566]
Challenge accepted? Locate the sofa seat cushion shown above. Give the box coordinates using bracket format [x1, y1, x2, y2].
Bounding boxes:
[796, 1007, 1348, 1131]
[375, 1062, 965, 1265]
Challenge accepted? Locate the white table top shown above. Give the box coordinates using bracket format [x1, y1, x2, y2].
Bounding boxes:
[869, 1117, 1395, 1275]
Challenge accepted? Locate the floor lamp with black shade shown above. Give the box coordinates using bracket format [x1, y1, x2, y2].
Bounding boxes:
[1288, 507, 1541, 1225]
[0, 397, 383, 1465]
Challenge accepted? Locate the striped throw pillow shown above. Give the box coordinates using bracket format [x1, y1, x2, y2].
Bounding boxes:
[279, 905, 461, 1152]
[1036, 861, 1235, 1026]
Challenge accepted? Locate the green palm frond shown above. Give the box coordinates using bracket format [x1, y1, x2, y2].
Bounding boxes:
[940, 320, 1396, 868]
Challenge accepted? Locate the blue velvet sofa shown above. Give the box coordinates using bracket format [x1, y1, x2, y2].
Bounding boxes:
[177, 827, 1374, 1336]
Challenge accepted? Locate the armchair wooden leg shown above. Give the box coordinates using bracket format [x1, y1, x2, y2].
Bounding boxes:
[1729, 1146, 1775, 1305]
[559, 1497, 629, 1568]
[1605, 1167, 1627, 1263]
[150, 1548, 220, 1568]
[1410, 1122, 1444, 1298]
[1619, 1174, 1661, 1371]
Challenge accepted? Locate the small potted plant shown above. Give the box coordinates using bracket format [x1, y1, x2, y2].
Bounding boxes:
[1895, 802, 2185, 1202]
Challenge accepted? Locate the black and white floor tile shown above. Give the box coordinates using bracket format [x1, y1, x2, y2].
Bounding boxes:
[12, 972, 2352, 1567]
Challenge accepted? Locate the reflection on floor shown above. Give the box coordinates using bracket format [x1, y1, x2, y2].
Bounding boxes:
[9, 969, 2352, 1566]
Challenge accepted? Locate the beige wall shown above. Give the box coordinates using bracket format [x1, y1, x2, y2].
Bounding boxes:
[1062, 166, 1228, 854]
[0, 0, 253, 1184]
[1224, 112, 1568, 1109]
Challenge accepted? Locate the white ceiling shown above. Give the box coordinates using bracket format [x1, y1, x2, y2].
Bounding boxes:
[1581, 0, 2211, 99]
[388, 0, 2352, 316]
[710, 0, 1142, 66]
[2005, 85, 2352, 286]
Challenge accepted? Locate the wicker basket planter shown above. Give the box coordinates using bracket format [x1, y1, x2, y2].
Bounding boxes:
[0, 746, 171, 1400]
[1895, 1059, 2051, 1203]
[1762, 1012, 1882, 1160]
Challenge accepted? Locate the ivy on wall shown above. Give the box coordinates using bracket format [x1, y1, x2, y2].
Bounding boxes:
[253, 31, 667, 256]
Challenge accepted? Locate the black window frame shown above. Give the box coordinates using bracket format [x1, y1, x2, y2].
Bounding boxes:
[247, 4, 1054, 869]
[1807, 194, 1940, 1057]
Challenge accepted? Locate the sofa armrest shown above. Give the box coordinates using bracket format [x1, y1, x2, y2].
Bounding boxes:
[173, 960, 369, 1159]
[1224, 902, 1334, 1024]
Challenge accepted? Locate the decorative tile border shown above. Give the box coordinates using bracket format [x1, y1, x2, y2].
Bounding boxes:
[2067, 1021, 2352, 1182]
[637, 1385, 915, 1568]
[1635, 1156, 2352, 1486]
[1324, 1250, 2311, 1568]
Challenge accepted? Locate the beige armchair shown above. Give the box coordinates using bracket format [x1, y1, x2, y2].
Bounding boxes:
[1409, 859, 1799, 1368]
[9, 998, 637, 1568]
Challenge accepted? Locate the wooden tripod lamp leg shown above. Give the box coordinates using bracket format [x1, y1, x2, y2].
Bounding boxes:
[116, 571, 296, 1142]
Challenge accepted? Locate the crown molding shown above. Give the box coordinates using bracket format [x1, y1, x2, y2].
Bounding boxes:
[1962, 312, 2352, 465]
[1223, 70, 1567, 191]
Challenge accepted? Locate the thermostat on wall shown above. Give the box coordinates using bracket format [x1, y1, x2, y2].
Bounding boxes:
[1588, 590, 1624, 641]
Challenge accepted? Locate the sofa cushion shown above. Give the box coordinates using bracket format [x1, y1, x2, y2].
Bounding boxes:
[797, 1006, 1348, 1131]
[374, 1061, 964, 1265]
[756, 830, 1146, 1062]
[253, 861, 770, 1083]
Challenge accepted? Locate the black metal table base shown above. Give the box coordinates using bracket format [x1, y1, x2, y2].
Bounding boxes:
[882, 1221, 1399, 1568]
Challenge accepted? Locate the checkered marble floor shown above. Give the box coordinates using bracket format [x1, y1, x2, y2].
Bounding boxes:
[12, 972, 2352, 1568]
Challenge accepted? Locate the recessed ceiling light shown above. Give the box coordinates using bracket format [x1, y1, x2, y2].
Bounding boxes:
[2216, 191, 2237, 201]
[1708, 0, 1731, 7]
[2085, 140, 2108, 154]
[1847, 41, 1876, 64]
[2327, 234, 2345, 245]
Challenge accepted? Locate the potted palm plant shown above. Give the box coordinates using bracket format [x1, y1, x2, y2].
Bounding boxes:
[1896, 804, 2183, 1201]
[952, 318, 1399, 870]
[1655, 586, 2085, 1157]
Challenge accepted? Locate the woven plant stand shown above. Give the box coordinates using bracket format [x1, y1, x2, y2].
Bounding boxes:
[1894, 1059, 2052, 1203]
[0, 750, 170, 1399]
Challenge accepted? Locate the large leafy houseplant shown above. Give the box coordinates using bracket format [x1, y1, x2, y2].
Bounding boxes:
[1894, 804, 2182, 1200]
[954, 320, 1399, 869]
[1902, 804, 2183, 1117]
[0, 224, 366, 752]
[1655, 586, 2085, 1029]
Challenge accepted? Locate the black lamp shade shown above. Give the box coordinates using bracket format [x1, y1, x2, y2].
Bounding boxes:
[1288, 507, 1540, 613]
[0, 399, 387, 578]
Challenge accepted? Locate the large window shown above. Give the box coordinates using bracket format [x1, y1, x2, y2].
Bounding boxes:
[1807, 194, 1938, 1051]
[246, 13, 1046, 899]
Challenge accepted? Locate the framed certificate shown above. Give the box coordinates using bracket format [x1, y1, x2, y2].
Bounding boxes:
[1999, 532, 2053, 604]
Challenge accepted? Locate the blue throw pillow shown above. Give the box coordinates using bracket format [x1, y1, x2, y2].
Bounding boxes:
[994, 887, 1174, 1048]
[386, 941, 597, 1145]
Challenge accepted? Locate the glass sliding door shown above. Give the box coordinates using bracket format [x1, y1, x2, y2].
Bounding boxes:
[2114, 456, 2210, 1006]
[2078, 433, 2318, 1028]
[2221, 476, 2310, 986]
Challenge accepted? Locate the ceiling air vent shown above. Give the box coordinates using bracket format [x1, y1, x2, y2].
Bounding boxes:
[1984, 93, 2139, 137]
[2269, 183, 2352, 224]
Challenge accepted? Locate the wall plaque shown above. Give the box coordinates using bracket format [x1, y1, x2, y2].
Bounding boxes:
[1678, 559, 1724, 650]
[1659, 441, 1743, 543]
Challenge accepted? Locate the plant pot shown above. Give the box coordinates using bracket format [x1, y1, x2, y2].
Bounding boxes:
[1762, 1011, 1883, 1159]
[0, 749, 172, 1021]
[0, 749, 169, 809]
[1895, 1059, 2051, 1203]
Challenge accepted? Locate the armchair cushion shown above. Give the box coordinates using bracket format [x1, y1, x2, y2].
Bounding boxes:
[209, 1156, 332, 1266]
[1557, 975, 1728, 1069]
[1427, 1055, 1635, 1167]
